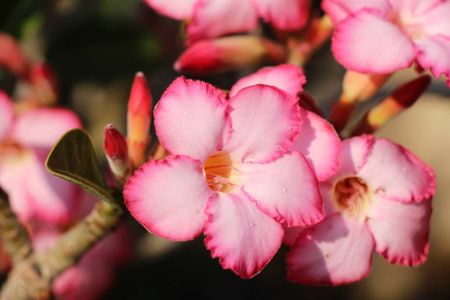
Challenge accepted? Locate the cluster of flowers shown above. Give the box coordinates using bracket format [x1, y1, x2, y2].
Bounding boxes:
[123, 63, 435, 284]
[0, 0, 446, 294]
[121, 0, 445, 285]
[0, 34, 130, 299]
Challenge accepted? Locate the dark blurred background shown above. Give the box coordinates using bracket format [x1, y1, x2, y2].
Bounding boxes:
[1, 1, 450, 299]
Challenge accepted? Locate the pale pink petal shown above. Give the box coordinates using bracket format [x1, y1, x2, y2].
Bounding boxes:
[229, 64, 306, 98]
[322, 0, 391, 24]
[414, 36, 450, 87]
[187, 0, 258, 43]
[154, 77, 230, 163]
[25, 149, 81, 224]
[286, 213, 374, 285]
[416, 1, 450, 37]
[223, 85, 301, 164]
[0, 150, 35, 223]
[358, 138, 436, 203]
[327, 135, 374, 183]
[204, 191, 283, 278]
[332, 9, 416, 73]
[283, 226, 304, 247]
[241, 151, 323, 227]
[143, 0, 198, 20]
[124, 155, 213, 241]
[12, 108, 82, 150]
[392, 0, 444, 21]
[291, 108, 340, 182]
[367, 194, 431, 266]
[319, 182, 340, 215]
[250, 0, 309, 30]
[0, 149, 79, 225]
[0, 91, 14, 140]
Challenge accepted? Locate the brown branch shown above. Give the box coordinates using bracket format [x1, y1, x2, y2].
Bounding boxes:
[1, 200, 123, 300]
[0, 187, 33, 265]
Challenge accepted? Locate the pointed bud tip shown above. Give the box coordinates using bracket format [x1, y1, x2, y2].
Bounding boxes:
[128, 72, 152, 114]
[104, 125, 127, 160]
[392, 75, 431, 107]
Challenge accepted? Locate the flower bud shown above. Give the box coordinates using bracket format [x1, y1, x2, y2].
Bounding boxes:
[104, 124, 131, 185]
[127, 72, 152, 168]
[330, 71, 391, 132]
[352, 75, 431, 135]
[0, 33, 28, 78]
[174, 36, 286, 75]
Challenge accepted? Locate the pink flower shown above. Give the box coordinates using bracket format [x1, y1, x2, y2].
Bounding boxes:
[323, 0, 450, 86]
[286, 135, 436, 285]
[0, 91, 82, 225]
[124, 75, 325, 278]
[144, 0, 310, 43]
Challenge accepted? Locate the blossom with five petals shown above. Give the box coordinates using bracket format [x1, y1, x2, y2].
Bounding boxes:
[323, 0, 450, 86]
[124, 75, 326, 278]
[144, 0, 310, 44]
[0, 91, 82, 225]
[286, 135, 436, 285]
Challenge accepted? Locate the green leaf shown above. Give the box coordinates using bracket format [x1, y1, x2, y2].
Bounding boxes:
[45, 129, 115, 204]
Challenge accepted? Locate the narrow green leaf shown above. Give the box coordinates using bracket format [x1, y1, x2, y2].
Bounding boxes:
[45, 129, 115, 204]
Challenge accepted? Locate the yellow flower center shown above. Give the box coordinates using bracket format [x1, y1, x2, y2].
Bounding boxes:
[334, 176, 370, 221]
[204, 151, 241, 193]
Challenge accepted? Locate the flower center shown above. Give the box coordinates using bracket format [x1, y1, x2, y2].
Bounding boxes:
[204, 151, 240, 193]
[0, 139, 24, 159]
[334, 176, 370, 220]
[389, 10, 424, 41]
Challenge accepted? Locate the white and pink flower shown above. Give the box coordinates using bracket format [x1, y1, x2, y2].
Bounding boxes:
[286, 135, 435, 285]
[323, 0, 450, 86]
[145, 0, 310, 43]
[0, 91, 82, 225]
[123, 68, 338, 278]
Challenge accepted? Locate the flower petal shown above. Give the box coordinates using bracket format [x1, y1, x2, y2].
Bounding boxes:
[11, 108, 82, 150]
[143, 0, 198, 20]
[187, 0, 258, 43]
[328, 135, 374, 183]
[0, 149, 80, 225]
[154, 77, 230, 163]
[0, 91, 14, 141]
[332, 9, 416, 73]
[358, 138, 436, 203]
[224, 85, 301, 164]
[393, 0, 444, 22]
[367, 194, 431, 266]
[229, 64, 306, 98]
[250, 0, 309, 30]
[241, 151, 323, 227]
[417, 1, 450, 37]
[414, 36, 450, 87]
[322, 0, 391, 24]
[286, 213, 374, 285]
[204, 191, 283, 278]
[124, 155, 213, 241]
[291, 108, 340, 182]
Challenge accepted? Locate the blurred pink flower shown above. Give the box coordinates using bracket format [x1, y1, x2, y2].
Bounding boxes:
[145, 0, 310, 43]
[286, 135, 436, 285]
[124, 75, 326, 278]
[324, 0, 450, 86]
[33, 193, 132, 300]
[0, 91, 82, 225]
